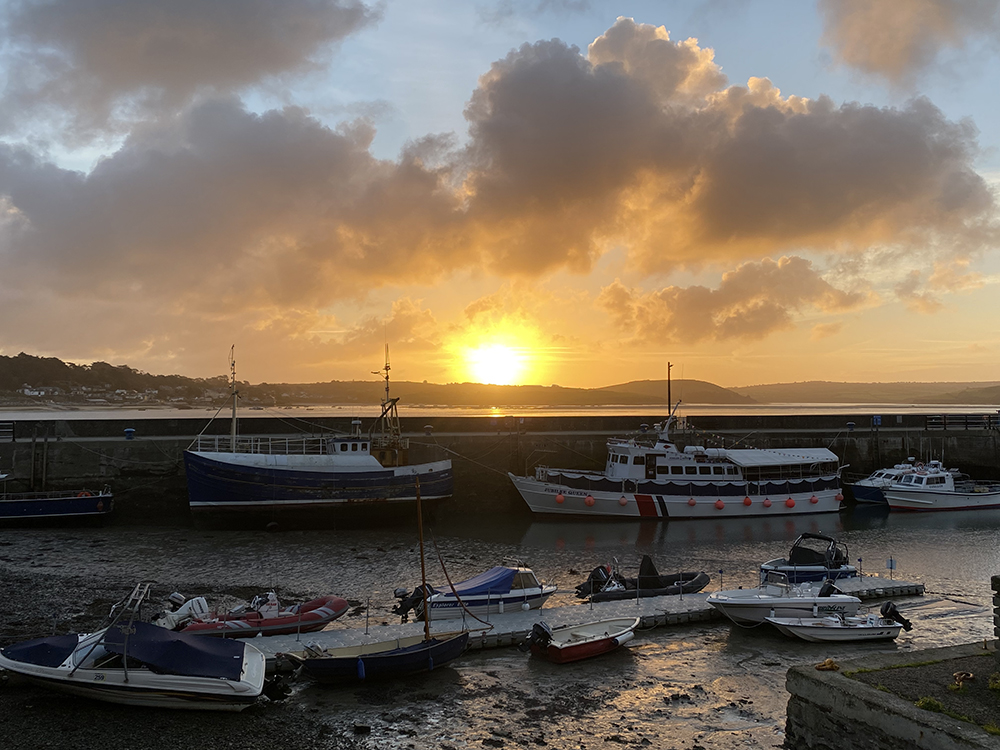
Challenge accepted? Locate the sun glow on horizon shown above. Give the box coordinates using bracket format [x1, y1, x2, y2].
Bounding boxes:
[465, 343, 528, 385]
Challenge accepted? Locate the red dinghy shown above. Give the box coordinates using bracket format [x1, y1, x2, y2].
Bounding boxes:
[525, 617, 639, 664]
[154, 592, 349, 638]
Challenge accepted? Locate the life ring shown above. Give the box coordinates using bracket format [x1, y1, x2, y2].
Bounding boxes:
[914, 461, 925, 472]
[77, 491, 92, 498]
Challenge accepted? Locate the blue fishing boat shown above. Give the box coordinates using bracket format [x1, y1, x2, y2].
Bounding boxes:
[183, 347, 452, 520]
[0, 475, 113, 524]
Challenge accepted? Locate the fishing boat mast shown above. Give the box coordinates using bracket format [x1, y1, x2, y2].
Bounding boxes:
[229, 345, 238, 445]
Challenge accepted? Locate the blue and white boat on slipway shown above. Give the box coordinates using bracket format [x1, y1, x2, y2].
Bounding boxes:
[183, 348, 452, 520]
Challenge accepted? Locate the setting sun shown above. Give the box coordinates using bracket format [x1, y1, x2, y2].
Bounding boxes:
[466, 344, 526, 385]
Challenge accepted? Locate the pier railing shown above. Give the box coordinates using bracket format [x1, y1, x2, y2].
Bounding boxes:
[925, 414, 1000, 430]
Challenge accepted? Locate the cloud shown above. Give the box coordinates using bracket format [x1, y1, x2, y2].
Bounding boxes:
[0, 97, 469, 311]
[0, 0, 378, 143]
[596, 256, 868, 344]
[810, 322, 843, 340]
[459, 18, 998, 274]
[895, 269, 944, 313]
[819, 0, 1000, 85]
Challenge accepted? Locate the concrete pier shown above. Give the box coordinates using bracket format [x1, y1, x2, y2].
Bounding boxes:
[255, 575, 924, 667]
[0, 411, 998, 522]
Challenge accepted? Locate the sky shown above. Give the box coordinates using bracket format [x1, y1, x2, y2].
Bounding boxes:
[1, 0, 1000, 389]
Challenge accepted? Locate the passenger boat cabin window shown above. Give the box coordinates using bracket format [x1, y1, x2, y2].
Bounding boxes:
[340, 443, 348, 452]
[698, 466, 711, 475]
[712, 466, 725, 475]
[684, 466, 697, 475]
[362, 443, 367, 451]
[928, 476, 946, 485]
[351, 443, 358, 451]
[633, 456, 644, 465]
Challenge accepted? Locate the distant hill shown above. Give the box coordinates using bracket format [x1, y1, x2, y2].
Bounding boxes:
[731, 381, 1000, 405]
[597, 379, 756, 405]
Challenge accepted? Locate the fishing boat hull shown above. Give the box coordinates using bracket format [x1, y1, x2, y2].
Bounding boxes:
[288, 632, 469, 685]
[765, 615, 902, 642]
[184, 451, 453, 515]
[849, 482, 889, 504]
[528, 618, 639, 664]
[509, 473, 841, 519]
[0, 489, 113, 524]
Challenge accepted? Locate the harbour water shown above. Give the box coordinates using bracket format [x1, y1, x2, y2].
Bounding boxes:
[0, 504, 996, 748]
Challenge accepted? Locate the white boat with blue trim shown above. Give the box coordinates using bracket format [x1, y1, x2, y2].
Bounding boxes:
[507, 406, 843, 520]
[883, 462, 1000, 511]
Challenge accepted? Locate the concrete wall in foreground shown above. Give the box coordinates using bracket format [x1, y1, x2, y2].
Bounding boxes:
[784, 643, 1000, 750]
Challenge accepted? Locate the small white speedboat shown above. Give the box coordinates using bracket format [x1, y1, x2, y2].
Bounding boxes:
[707, 573, 861, 625]
[766, 602, 913, 642]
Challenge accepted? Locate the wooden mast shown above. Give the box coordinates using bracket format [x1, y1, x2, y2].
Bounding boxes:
[416, 476, 431, 641]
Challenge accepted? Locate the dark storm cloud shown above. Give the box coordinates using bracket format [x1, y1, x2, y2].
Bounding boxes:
[596, 256, 869, 344]
[0, 0, 378, 142]
[819, 0, 1000, 85]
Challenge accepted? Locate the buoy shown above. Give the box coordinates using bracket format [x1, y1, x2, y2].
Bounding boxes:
[584, 495, 595, 507]
[428, 655, 434, 671]
[357, 658, 366, 680]
[77, 491, 92, 498]
[714, 499, 725, 510]
[763, 498, 772, 508]
[785, 497, 795, 508]
[687, 497, 696, 506]
[809, 494, 819, 504]
[618, 495, 628, 506]
[521, 602, 530, 611]
[555, 493, 565, 504]
[743, 496, 752, 506]
[835, 493, 844, 502]
[96, 501, 104, 511]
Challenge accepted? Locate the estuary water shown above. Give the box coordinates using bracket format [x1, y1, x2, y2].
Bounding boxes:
[0, 505, 996, 748]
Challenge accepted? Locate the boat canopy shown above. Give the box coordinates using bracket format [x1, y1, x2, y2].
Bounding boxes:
[1, 633, 80, 667]
[102, 621, 247, 680]
[449, 566, 518, 596]
[723, 448, 838, 468]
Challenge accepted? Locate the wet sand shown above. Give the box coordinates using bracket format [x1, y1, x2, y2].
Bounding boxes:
[0, 514, 995, 749]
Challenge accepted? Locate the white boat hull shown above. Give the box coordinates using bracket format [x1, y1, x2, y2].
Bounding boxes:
[707, 587, 861, 625]
[765, 615, 902, 642]
[884, 487, 1000, 511]
[0, 645, 266, 711]
[420, 586, 557, 620]
[509, 474, 841, 519]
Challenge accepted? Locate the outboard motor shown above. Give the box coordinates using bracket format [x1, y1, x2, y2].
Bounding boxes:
[817, 579, 843, 598]
[575, 565, 611, 599]
[521, 621, 554, 652]
[153, 595, 210, 630]
[392, 584, 435, 622]
[880, 601, 913, 631]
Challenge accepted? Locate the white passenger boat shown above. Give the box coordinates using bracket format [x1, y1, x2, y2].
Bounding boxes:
[766, 602, 912, 642]
[883, 462, 1000, 511]
[707, 573, 861, 625]
[508, 405, 843, 520]
[0, 584, 266, 711]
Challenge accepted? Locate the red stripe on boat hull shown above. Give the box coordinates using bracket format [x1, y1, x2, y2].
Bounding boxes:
[635, 494, 659, 517]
